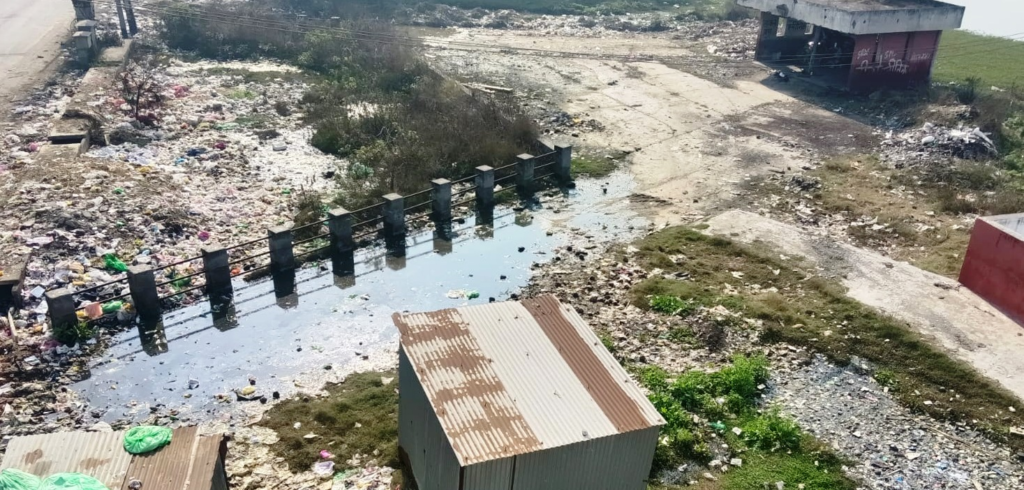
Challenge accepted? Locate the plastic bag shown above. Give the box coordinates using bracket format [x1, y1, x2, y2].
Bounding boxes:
[0, 468, 43, 489]
[103, 254, 128, 273]
[123, 426, 172, 454]
[39, 473, 109, 490]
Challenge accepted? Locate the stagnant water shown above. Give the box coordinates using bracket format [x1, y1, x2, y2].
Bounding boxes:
[74, 172, 646, 423]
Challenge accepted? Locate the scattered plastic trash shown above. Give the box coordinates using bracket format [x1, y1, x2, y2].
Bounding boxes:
[123, 426, 173, 454]
[313, 461, 335, 476]
[188, 378, 200, 390]
[103, 254, 129, 272]
[710, 421, 726, 431]
[31, 286, 46, 299]
[446, 289, 480, 300]
[102, 301, 124, 314]
[320, 450, 335, 460]
[26, 236, 54, 247]
[0, 468, 43, 489]
[84, 302, 103, 319]
[198, 231, 211, 242]
[40, 473, 111, 490]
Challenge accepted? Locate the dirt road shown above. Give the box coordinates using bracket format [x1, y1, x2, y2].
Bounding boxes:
[426, 29, 875, 225]
[0, 0, 73, 110]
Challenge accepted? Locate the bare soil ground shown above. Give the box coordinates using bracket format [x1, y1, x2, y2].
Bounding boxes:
[424, 27, 877, 225]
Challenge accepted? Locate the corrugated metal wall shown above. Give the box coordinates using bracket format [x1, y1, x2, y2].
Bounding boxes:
[848, 30, 939, 92]
[463, 457, 515, 490]
[510, 427, 660, 490]
[398, 347, 461, 490]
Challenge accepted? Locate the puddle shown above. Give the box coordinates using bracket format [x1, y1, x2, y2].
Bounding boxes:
[74, 170, 643, 423]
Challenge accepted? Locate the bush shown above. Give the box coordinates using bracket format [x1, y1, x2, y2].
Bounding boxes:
[954, 77, 980, 104]
[650, 294, 687, 315]
[743, 409, 802, 452]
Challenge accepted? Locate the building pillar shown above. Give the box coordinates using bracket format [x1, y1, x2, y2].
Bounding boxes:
[516, 153, 536, 196]
[431, 179, 452, 222]
[475, 166, 495, 208]
[807, 26, 823, 75]
[382, 194, 406, 244]
[45, 289, 78, 335]
[202, 247, 232, 300]
[328, 208, 355, 276]
[123, 0, 138, 35]
[72, 0, 95, 20]
[113, 0, 129, 39]
[555, 145, 572, 183]
[127, 266, 161, 323]
[268, 224, 296, 275]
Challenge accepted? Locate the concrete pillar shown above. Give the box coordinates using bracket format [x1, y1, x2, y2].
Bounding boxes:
[431, 179, 452, 222]
[201, 247, 232, 300]
[555, 145, 573, 183]
[45, 289, 78, 334]
[73, 32, 92, 65]
[113, 0, 129, 39]
[268, 224, 296, 275]
[127, 266, 161, 323]
[328, 208, 355, 276]
[475, 166, 495, 208]
[123, 0, 138, 35]
[72, 0, 95, 20]
[382, 194, 405, 243]
[516, 153, 536, 195]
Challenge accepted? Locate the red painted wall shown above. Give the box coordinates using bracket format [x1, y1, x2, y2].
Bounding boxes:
[959, 218, 1024, 326]
[848, 30, 940, 93]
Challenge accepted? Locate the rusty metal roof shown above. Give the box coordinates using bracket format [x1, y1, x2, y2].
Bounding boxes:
[393, 294, 664, 466]
[0, 427, 225, 490]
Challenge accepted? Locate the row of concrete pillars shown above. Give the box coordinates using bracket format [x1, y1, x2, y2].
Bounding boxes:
[45, 146, 572, 334]
[71, 0, 137, 65]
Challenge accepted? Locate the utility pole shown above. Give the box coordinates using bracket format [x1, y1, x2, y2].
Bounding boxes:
[123, 0, 138, 36]
[113, 0, 129, 39]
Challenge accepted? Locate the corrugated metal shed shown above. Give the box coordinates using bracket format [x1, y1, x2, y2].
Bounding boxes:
[0, 427, 227, 490]
[394, 295, 664, 490]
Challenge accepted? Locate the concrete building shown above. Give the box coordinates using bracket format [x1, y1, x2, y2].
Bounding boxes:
[737, 0, 965, 92]
[0, 427, 228, 489]
[959, 213, 1024, 326]
[393, 295, 664, 490]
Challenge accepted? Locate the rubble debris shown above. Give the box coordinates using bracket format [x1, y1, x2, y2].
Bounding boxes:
[881, 122, 998, 167]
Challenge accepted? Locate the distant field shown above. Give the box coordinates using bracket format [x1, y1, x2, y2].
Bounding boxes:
[933, 30, 1024, 88]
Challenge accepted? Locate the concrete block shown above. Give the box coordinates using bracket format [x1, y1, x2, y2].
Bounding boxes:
[201, 247, 232, 300]
[555, 145, 573, 182]
[268, 224, 296, 274]
[431, 178, 452, 222]
[516, 153, 536, 195]
[475, 166, 495, 208]
[45, 289, 78, 333]
[328, 208, 355, 276]
[382, 193, 406, 241]
[127, 266, 161, 322]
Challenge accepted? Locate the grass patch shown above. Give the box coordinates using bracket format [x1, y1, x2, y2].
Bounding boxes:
[630, 227, 1024, 453]
[571, 155, 618, 178]
[636, 356, 856, 489]
[933, 30, 1024, 88]
[227, 88, 259, 100]
[260, 371, 403, 484]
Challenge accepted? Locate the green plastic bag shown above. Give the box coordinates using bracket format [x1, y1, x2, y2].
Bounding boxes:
[39, 473, 109, 490]
[123, 426, 172, 454]
[103, 254, 128, 273]
[101, 301, 123, 314]
[0, 468, 43, 489]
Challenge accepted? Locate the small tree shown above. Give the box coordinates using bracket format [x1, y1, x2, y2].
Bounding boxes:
[118, 58, 163, 120]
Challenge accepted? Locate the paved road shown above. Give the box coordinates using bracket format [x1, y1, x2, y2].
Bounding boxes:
[0, 0, 74, 108]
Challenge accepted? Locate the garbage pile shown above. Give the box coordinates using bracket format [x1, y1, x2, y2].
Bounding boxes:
[881, 122, 998, 167]
[539, 110, 605, 137]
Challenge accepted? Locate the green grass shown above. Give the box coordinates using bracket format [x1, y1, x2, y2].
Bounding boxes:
[630, 227, 1024, 452]
[636, 356, 858, 489]
[571, 155, 618, 178]
[934, 30, 1024, 87]
[260, 371, 404, 485]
